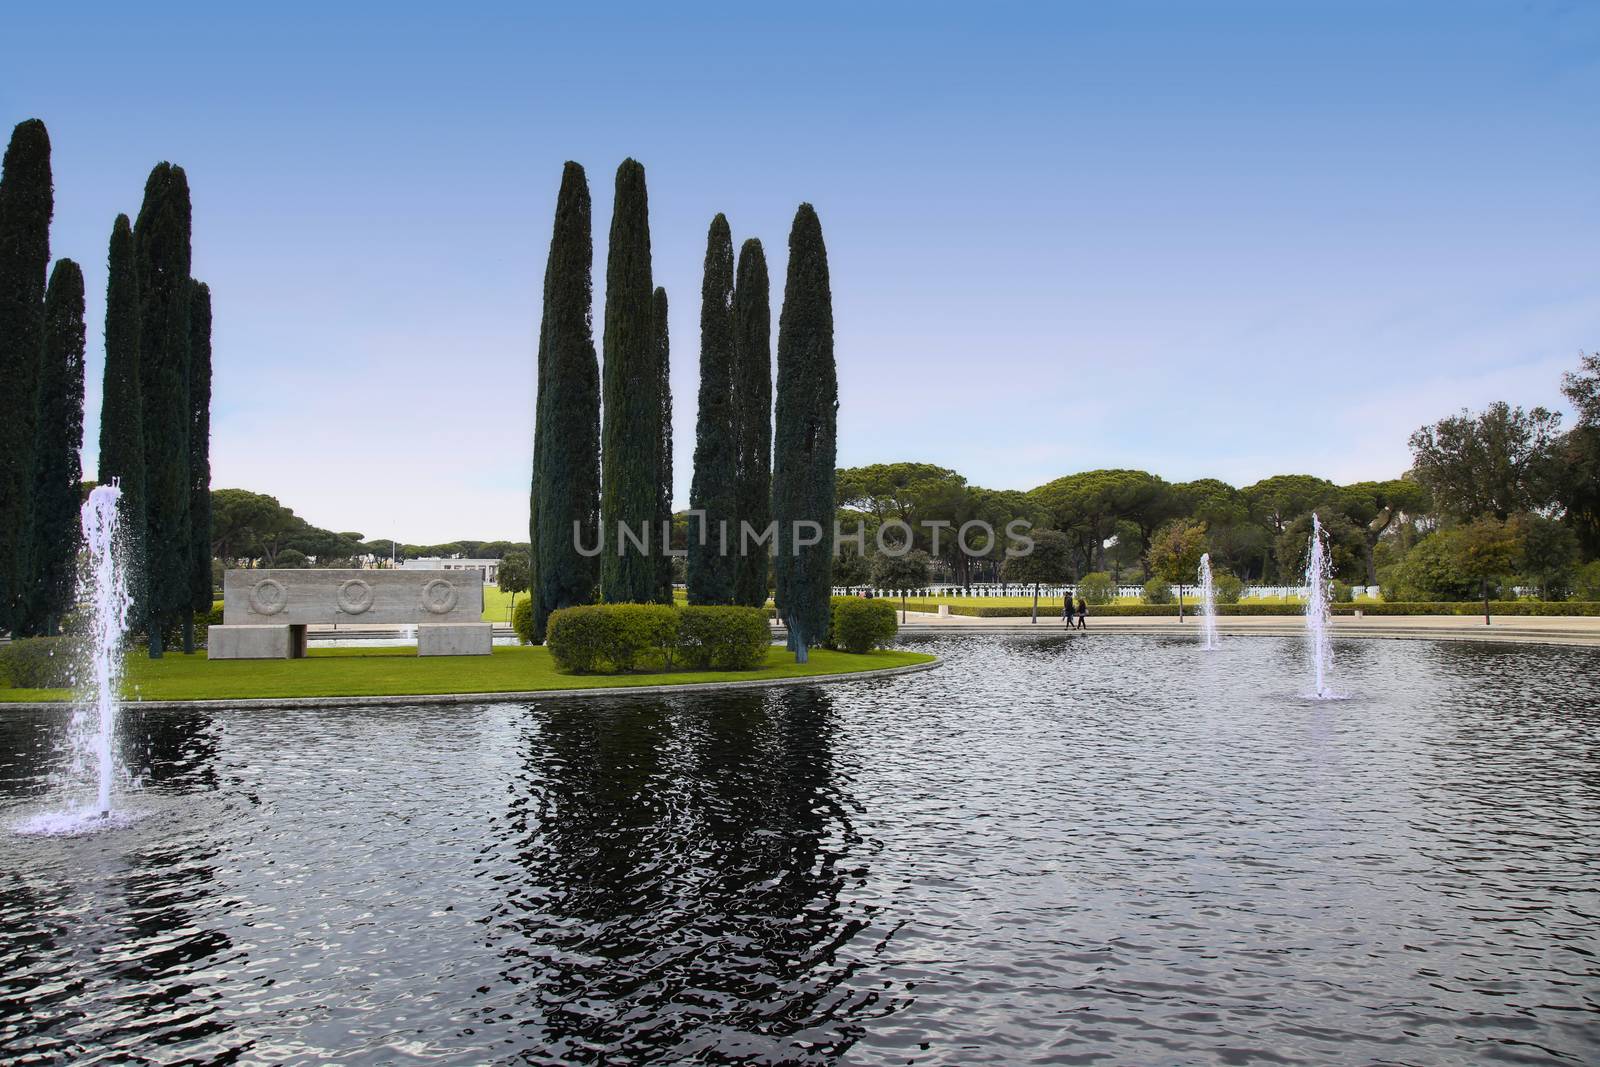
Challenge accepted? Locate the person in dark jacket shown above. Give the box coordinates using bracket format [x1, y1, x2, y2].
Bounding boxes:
[1076, 596, 1088, 630]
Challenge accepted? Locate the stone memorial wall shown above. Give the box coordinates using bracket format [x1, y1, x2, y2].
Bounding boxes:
[210, 569, 491, 659]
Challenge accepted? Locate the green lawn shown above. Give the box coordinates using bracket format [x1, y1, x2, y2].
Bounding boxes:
[482, 584, 518, 622]
[0, 644, 934, 703]
[481, 586, 771, 622]
[894, 593, 1372, 609]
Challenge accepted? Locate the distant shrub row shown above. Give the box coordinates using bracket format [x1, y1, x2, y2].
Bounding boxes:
[544, 604, 773, 674]
[1330, 601, 1600, 617]
[881, 600, 1600, 619]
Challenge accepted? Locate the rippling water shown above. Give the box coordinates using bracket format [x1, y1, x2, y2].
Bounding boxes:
[2, 635, 1598, 1064]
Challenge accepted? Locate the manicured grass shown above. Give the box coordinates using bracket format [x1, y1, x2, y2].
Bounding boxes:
[903, 595, 1114, 609]
[483, 586, 773, 621]
[0, 644, 934, 704]
[482, 584, 520, 622]
[895, 593, 1375, 610]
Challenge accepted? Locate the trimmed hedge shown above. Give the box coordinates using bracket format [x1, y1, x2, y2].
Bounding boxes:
[0, 637, 83, 689]
[546, 604, 678, 672]
[544, 603, 772, 673]
[883, 600, 1600, 619]
[1330, 601, 1600, 617]
[829, 596, 898, 653]
[677, 606, 772, 670]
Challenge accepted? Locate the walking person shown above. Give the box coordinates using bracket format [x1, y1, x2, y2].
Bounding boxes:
[1076, 595, 1088, 630]
[1061, 588, 1072, 622]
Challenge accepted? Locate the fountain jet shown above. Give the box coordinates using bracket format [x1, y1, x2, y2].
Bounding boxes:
[78, 483, 131, 816]
[1304, 512, 1336, 699]
[1198, 553, 1219, 651]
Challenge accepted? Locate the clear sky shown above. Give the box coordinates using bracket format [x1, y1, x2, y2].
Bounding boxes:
[5, 1, 1597, 542]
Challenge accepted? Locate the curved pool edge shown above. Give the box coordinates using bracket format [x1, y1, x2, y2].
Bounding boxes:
[0, 657, 941, 713]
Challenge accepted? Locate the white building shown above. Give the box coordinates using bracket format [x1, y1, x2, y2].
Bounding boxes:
[398, 557, 502, 584]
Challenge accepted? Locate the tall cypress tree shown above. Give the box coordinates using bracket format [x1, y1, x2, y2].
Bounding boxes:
[0, 119, 52, 635]
[134, 163, 192, 657]
[599, 158, 659, 603]
[687, 215, 737, 604]
[772, 204, 837, 661]
[99, 213, 147, 629]
[188, 280, 213, 633]
[529, 274, 547, 639]
[533, 162, 601, 639]
[24, 258, 85, 635]
[732, 238, 772, 608]
[653, 285, 674, 604]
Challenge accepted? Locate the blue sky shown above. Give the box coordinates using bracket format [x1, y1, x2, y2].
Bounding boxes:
[5, 1, 1597, 541]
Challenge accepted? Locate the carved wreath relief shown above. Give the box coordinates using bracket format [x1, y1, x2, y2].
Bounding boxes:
[248, 578, 288, 616]
[421, 579, 458, 615]
[337, 578, 374, 615]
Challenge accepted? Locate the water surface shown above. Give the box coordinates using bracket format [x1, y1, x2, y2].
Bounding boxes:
[2, 635, 1597, 1064]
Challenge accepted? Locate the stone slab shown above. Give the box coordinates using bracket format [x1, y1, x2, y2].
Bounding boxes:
[224, 569, 483, 626]
[417, 623, 493, 656]
[208, 624, 293, 660]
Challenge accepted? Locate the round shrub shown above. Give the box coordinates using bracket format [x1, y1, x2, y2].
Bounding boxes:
[1212, 572, 1243, 604]
[512, 596, 535, 645]
[1142, 578, 1173, 605]
[1382, 533, 1476, 602]
[1076, 572, 1115, 606]
[546, 603, 678, 673]
[1575, 560, 1600, 602]
[0, 636, 82, 689]
[676, 606, 771, 670]
[829, 596, 898, 653]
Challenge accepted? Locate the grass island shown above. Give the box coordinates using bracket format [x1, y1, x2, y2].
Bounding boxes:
[0, 644, 936, 705]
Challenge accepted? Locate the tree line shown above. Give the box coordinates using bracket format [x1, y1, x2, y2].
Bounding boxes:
[214, 344, 1598, 614]
[208, 486, 538, 568]
[0, 119, 213, 653]
[528, 160, 837, 659]
[830, 352, 1600, 602]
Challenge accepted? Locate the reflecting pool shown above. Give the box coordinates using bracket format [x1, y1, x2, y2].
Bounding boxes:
[2, 635, 1597, 1064]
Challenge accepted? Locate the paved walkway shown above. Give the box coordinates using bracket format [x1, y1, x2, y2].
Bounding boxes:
[888, 611, 1600, 647]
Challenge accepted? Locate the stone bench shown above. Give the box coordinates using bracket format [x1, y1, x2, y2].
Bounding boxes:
[209, 570, 491, 659]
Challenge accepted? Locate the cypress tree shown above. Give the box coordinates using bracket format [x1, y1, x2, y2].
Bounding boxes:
[732, 238, 772, 608]
[529, 280, 547, 639]
[0, 119, 52, 634]
[134, 163, 192, 658]
[653, 285, 674, 604]
[188, 280, 213, 637]
[598, 159, 659, 603]
[24, 259, 85, 635]
[687, 215, 737, 604]
[99, 213, 147, 629]
[532, 162, 601, 639]
[771, 204, 837, 661]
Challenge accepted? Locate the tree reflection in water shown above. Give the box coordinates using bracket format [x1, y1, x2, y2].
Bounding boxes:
[485, 687, 896, 1063]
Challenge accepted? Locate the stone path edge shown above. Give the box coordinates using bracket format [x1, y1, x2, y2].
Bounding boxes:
[0, 658, 941, 713]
